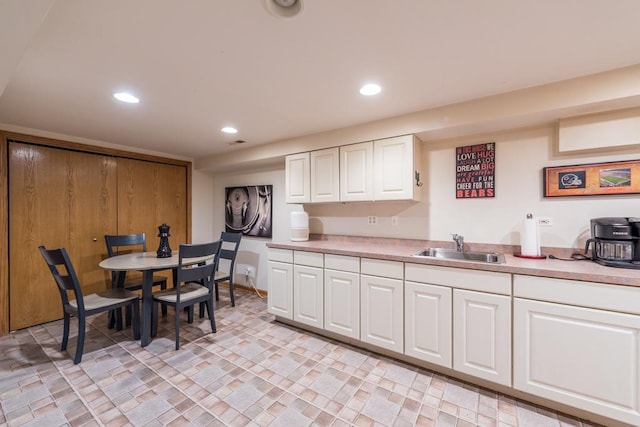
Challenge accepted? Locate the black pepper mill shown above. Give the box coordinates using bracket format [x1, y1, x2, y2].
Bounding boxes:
[156, 223, 172, 258]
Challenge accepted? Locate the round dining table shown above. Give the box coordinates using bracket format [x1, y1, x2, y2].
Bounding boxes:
[99, 251, 213, 347]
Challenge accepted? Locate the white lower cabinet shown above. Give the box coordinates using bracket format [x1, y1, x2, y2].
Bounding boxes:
[453, 289, 511, 386]
[324, 254, 360, 339]
[267, 248, 640, 425]
[513, 274, 640, 426]
[293, 265, 324, 327]
[360, 258, 404, 353]
[267, 249, 294, 319]
[293, 251, 324, 328]
[404, 281, 452, 368]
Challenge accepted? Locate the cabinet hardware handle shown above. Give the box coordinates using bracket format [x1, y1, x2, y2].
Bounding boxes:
[92, 237, 97, 242]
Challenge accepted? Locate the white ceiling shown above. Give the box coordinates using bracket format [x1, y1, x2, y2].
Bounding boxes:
[2, 0, 640, 159]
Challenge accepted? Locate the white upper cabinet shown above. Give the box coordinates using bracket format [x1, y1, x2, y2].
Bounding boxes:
[285, 153, 310, 203]
[285, 134, 422, 203]
[310, 147, 340, 203]
[373, 135, 422, 201]
[340, 142, 373, 202]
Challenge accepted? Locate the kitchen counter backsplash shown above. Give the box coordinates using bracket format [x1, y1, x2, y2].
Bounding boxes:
[267, 234, 639, 287]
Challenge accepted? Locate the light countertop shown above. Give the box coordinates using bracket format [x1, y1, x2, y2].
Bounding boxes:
[267, 235, 640, 287]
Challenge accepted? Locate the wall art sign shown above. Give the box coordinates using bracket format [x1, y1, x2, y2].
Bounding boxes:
[543, 159, 640, 197]
[225, 185, 272, 237]
[456, 142, 495, 198]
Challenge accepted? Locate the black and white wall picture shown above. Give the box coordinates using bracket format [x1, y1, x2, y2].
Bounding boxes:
[225, 185, 272, 238]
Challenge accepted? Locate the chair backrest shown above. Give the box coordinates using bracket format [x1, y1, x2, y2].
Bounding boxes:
[104, 233, 147, 257]
[39, 246, 85, 311]
[104, 233, 147, 285]
[216, 232, 242, 274]
[175, 241, 222, 300]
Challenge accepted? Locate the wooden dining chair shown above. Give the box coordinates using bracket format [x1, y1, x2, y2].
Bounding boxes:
[151, 240, 221, 350]
[104, 233, 169, 327]
[214, 232, 243, 307]
[198, 231, 242, 318]
[39, 245, 141, 364]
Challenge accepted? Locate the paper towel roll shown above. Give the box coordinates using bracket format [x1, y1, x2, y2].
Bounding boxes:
[521, 215, 541, 256]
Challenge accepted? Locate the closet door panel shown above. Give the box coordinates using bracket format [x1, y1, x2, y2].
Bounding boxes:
[9, 143, 70, 329]
[68, 152, 118, 294]
[117, 159, 187, 251]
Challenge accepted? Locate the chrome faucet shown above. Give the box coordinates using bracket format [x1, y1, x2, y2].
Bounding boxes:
[451, 233, 464, 252]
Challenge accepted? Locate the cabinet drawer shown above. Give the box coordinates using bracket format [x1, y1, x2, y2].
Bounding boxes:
[405, 263, 511, 295]
[514, 274, 640, 315]
[268, 248, 293, 263]
[325, 254, 360, 273]
[294, 250, 324, 267]
[361, 258, 403, 279]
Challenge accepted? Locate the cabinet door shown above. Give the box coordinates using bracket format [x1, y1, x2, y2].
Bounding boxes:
[310, 148, 339, 203]
[267, 261, 293, 319]
[405, 281, 452, 368]
[453, 289, 511, 386]
[340, 142, 373, 202]
[324, 269, 360, 339]
[514, 298, 640, 426]
[373, 135, 416, 201]
[285, 153, 310, 203]
[293, 265, 324, 327]
[361, 274, 403, 352]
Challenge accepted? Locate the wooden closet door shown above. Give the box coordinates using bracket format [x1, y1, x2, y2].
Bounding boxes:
[117, 158, 187, 251]
[68, 151, 117, 294]
[9, 143, 70, 329]
[9, 143, 118, 329]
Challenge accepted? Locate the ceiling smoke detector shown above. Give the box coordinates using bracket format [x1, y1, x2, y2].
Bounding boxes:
[264, 0, 303, 18]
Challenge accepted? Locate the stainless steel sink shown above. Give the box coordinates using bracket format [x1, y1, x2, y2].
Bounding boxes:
[413, 247, 505, 264]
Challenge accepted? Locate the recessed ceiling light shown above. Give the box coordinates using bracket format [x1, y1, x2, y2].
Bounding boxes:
[264, 0, 303, 18]
[221, 126, 238, 134]
[113, 92, 140, 103]
[360, 84, 382, 96]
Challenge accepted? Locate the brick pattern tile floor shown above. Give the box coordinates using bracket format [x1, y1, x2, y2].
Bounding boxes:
[0, 289, 606, 426]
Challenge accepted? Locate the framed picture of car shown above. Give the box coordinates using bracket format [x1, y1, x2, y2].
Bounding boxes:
[543, 159, 640, 197]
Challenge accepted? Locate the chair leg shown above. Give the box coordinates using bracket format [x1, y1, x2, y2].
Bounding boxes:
[206, 298, 216, 333]
[175, 307, 181, 350]
[230, 280, 235, 307]
[125, 305, 132, 328]
[108, 309, 116, 329]
[115, 308, 124, 331]
[214, 282, 219, 301]
[131, 301, 141, 340]
[74, 316, 85, 364]
[160, 280, 168, 317]
[187, 306, 194, 324]
[61, 313, 70, 351]
[198, 301, 205, 319]
[151, 302, 158, 338]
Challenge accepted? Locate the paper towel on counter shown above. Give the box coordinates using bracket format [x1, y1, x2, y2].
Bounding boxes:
[521, 215, 541, 256]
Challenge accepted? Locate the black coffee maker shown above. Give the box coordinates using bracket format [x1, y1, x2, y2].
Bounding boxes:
[585, 217, 640, 269]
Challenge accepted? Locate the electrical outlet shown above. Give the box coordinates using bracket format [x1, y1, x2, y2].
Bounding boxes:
[391, 216, 399, 226]
[367, 216, 378, 225]
[538, 217, 553, 226]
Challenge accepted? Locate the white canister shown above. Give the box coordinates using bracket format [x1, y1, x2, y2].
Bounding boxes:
[291, 211, 309, 241]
